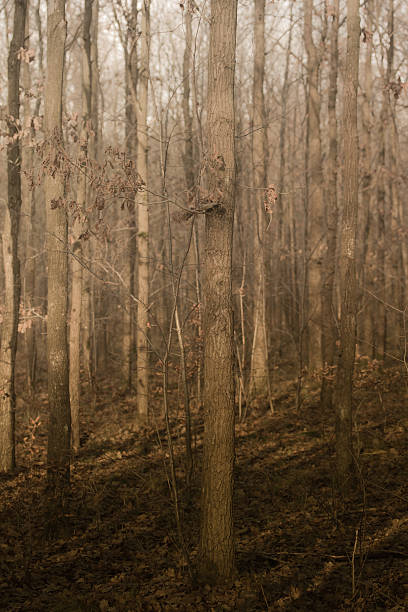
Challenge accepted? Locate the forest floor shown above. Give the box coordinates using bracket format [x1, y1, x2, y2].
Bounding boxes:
[1, 361, 407, 611]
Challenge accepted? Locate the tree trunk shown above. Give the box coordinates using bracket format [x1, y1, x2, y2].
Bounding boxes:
[360, 0, 374, 356]
[303, 0, 325, 372]
[249, 0, 269, 398]
[121, 0, 137, 393]
[69, 0, 93, 452]
[82, 0, 99, 408]
[278, 2, 293, 352]
[135, 0, 150, 423]
[21, 0, 38, 400]
[198, 0, 237, 584]
[181, 1, 195, 479]
[0, 0, 27, 473]
[320, 0, 339, 410]
[45, 0, 70, 494]
[334, 0, 360, 489]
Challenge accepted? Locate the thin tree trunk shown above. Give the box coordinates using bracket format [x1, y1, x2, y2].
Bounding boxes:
[187, 6, 204, 409]
[21, 0, 38, 399]
[180, 1, 195, 475]
[320, 0, 339, 409]
[360, 0, 374, 356]
[69, 0, 92, 451]
[182, 3, 194, 195]
[82, 0, 97, 409]
[135, 0, 150, 423]
[122, 1, 138, 393]
[45, 0, 70, 495]
[278, 2, 293, 352]
[198, 0, 237, 584]
[334, 0, 360, 489]
[376, 84, 387, 359]
[390, 109, 406, 357]
[249, 0, 269, 398]
[69, 242, 82, 452]
[0, 0, 27, 473]
[384, 0, 399, 356]
[303, 0, 325, 372]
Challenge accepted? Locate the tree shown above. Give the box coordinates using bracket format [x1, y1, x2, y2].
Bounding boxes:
[303, 0, 325, 371]
[69, 0, 92, 452]
[249, 0, 269, 398]
[0, 0, 27, 472]
[44, 0, 70, 495]
[320, 0, 339, 410]
[198, 0, 238, 583]
[21, 0, 38, 399]
[135, 0, 151, 422]
[122, 0, 138, 393]
[334, 0, 360, 489]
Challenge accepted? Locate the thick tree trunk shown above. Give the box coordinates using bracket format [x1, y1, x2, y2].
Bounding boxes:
[45, 0, 70, 494]
[249, 0, 269, 398]
[198, 0, 237, 584]
[0, 0, 27, 473]
[135, 0, 150, 422]
[334, 0, 360, 489]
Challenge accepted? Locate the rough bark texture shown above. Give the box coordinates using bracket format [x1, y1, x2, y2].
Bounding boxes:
[21, 1, 38, 399]
[69, 0, 92, 452]
[249, 0, 269, 398]
[69, 241, 82, 452]
[122, 0, 138, 392]
[334, 0, 360, 489]
[198, 0, 237, 584]
[360, 0, 374, 355]
[81, 0, 96, 409]
[45, 0, 71, 493]
[320, 0, 339, 410]
[304, 0, 325, 371]
[0, 0, 27, 472]
[183, 4, 203, 409]
[135, 0, 150, 422]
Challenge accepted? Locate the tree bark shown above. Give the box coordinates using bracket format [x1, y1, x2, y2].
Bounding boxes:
[320, 0, 339, 410]
[21, 0, 38, 399]
[45, 0, 70, 494]
[360, 0, 374, 356]
[69, 0, 93, 453]
[278, 2, 293, 350]
[249, 0, 269, 398]
[0, 0, 27, 472]
[81, 0, 96, 409]
[198, 0, 237, 584]
[181, 1, 195, 480]
[303, 0, 325, 372]
[121, 0, 137, 393]
[135, 0, 150, 422]
[334, 0, 360, 489]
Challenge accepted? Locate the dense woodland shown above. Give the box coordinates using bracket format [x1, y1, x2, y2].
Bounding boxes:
[0, 0, 407, 609]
